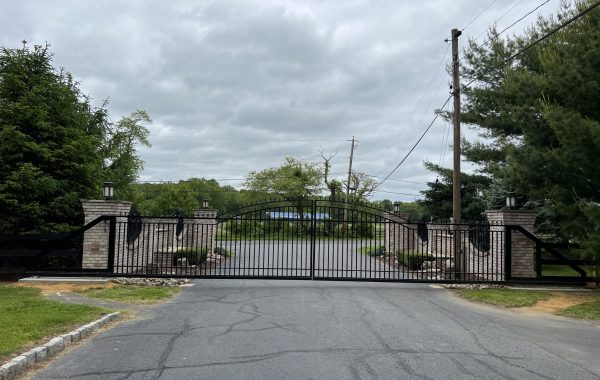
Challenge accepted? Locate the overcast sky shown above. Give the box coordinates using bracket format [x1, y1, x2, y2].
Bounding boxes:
[1, 0, 562, 201]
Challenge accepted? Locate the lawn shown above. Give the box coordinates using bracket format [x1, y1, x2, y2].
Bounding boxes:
[555, 300, 600, 320]
[542, 264, 597, 277]
[358, 245, 385, 256]
[77, 285, 180, 304]
[0, 285, 109, 361]
[455, 288, 551, 308]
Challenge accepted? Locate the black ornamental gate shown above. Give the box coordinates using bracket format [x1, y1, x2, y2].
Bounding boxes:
[110, 199, 507, 282]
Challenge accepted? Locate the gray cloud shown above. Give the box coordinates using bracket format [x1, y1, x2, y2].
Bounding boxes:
[1, 0, 561, 201]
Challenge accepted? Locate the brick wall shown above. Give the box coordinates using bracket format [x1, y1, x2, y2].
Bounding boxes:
[81, 200, 132, 270]
[486, 209, 537, 278]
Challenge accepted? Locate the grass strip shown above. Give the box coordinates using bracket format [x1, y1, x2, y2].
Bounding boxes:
[0, 285, 109, 361]
[555, 300, 600, 320]
[456, 288, 551, 308]
[77, 285, 180, 304]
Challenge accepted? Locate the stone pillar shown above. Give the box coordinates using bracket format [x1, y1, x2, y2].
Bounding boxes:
[188, 208, 218, 253]
[81, 200, 132, 270]
[486, 209, 537, 278]
[384, 212, 411, 255]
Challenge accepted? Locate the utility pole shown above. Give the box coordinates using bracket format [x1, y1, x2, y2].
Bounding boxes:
[343, 136, 357, 235]
[451, 28, 463, 277]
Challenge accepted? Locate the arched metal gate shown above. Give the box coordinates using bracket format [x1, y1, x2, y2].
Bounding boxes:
[112, 199, 506, 282]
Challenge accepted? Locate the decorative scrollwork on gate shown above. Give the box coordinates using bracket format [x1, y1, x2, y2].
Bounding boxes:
[127, 209, 143, 244]
[468, 221, 491, 253]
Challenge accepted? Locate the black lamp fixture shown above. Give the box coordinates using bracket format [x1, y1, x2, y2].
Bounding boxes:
[393, 202, 400, 214]
[505, 194, 517, 209]
[202, 198, 209, 209]
[103, 182, 114, 200]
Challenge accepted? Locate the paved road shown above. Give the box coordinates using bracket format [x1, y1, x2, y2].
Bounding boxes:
[212, 240, 403, 279]
[32, 280, 600, 379]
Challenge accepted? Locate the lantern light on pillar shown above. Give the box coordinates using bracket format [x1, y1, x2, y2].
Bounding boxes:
[202, 198, 209, 209]
[103, 182, 114, 200]
[506, 195, 516, 209]
[393, 202, 400, 214]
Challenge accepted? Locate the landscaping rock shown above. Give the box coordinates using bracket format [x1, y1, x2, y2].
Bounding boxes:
[111, 277, 190, 287]
[76, 323, 94, 338]
[31, 346, 48, 362]
[5, 356, 27, 378]
[20, 349, 37, 367]
[68, 330, 81, 343]
[44, 337, 66, 355]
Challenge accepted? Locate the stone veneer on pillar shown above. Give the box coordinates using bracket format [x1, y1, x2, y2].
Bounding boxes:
[486, 209, 537, 278]
[81, 199, 132, 270]
[188, 208, 218, 253]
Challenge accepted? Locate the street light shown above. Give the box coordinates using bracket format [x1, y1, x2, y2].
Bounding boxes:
[393, 202, 400, 214]
[506, 195, 517, 209]
[202, 198, 209, 209]
[103, 182, 114, 200]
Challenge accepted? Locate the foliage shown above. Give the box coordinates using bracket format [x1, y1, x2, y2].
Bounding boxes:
[101, 110, 151, 199]
[418, 162, 490, 222]
[245, 157, 323, 201]
[0, 43, 104, 233]
[456, 288, 550, 308]
[0, 42, 149, 233]
[173, 247, 208, 265]
[460, 0, 600, 251]
[78, 285, 179, 304]
[395, 250, 434, 270]
[359, 245, 385, 256]
[128, 178, 240, 215]
[0, 285, 109, 360]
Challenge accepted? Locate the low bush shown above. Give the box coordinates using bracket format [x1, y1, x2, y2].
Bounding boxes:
[396, 250, 434, 270]
[359, 245, 385, 256]
[213, 246, 231, 257]
[173, 247, 208, 265]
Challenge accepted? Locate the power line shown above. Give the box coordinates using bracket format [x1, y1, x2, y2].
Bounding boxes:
[373, 43, 451, 170]
[463, 0, 600, 90]
[148, 135, 344, 142]
[372, 95, 453, 192]
[468, 0, 551, 53]
[371, 189, 424, 197]
[462, 0, 499, 31]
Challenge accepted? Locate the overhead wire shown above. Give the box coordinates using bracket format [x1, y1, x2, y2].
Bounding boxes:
[372, 0, 600, 196]
[461, 0, 499, 31]
[467, 0, 551, 53]
[462, 0, 600, 90]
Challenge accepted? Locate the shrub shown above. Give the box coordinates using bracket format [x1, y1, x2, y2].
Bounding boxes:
[213, 246, 231, 257]
[173, 247, 208, 265]
[396, 250, 434, 270]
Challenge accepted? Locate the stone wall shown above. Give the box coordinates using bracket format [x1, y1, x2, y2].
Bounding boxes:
[383, 209, 536, 281]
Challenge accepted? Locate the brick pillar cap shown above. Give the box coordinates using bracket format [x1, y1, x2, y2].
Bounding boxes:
[81, 199, 133, 205]
[485, 209, 537, 214]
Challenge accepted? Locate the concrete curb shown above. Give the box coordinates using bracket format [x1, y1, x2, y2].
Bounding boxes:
[0, 312, 120, 380]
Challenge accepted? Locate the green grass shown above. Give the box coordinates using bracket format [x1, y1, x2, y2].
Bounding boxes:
[555, 300, 600, 319]
[358, 245, 385, 256]
[78, 285, 180, 304]
[0, 285, 110, 361]
[542, 264, 597, 277]
[456, 288, 551, 308]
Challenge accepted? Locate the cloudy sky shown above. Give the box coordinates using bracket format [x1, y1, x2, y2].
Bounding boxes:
[1, 0, 562, 201]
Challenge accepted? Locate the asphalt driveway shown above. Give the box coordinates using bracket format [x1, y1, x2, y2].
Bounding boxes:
[31, 280, 600, 379]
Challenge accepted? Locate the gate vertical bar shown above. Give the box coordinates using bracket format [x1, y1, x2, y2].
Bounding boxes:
[107, 216, 116, 273]
[505, 226, 512, 281]
[310, 199, 317, 280]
